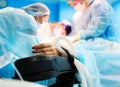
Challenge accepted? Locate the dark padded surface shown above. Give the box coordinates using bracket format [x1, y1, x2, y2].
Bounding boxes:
[13, 55, 72, 81]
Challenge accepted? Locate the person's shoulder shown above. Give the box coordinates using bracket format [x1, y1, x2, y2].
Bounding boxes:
[0, 7, 14, 13]
[93, 0, 112, 9]
[91, 0, 113, 12]
[0, 7, 24, 15]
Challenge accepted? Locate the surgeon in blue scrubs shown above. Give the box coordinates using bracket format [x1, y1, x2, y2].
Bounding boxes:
[67, 0, 115, 42]
[0, 2, 51, 86]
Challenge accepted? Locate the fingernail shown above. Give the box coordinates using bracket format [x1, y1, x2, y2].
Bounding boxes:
[32, 46, 35, 49]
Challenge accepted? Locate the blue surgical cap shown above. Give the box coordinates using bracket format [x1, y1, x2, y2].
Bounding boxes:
[22, 2, 50, 16]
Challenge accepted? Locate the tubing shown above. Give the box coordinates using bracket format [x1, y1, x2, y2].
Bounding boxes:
[53, 36, 94, 87]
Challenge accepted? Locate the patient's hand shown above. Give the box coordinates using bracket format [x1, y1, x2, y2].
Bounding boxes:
[32, 43, 60, 56]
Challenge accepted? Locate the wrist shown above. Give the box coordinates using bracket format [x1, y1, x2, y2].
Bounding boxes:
[55, 49, 66, 57]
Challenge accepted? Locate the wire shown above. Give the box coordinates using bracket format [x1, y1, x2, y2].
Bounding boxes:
[1, 45, 24, 81]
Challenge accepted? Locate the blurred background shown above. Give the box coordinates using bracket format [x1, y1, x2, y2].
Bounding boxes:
[0, 0, 120, 23]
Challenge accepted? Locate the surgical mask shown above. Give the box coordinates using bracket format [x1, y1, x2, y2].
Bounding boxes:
[52, 27, 63, 37]
[37, 20, 48, 30]
[74, 2, 86, 12]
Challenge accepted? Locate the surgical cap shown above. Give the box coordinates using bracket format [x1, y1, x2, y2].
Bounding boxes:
[61, 20, 72, 35]
[22, 2, 50, 16]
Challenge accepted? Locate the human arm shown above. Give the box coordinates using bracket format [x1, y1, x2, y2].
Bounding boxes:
[32, 43, 66, 57]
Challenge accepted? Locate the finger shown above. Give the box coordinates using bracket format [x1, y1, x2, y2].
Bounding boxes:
[41, 46, 55, 52]
[32, 46, 54, 53]
[32, 49, 54, 55]
[32, 49, 43, 53]
[32, 43, 52, 49]
[44, 48, 59, 56]
[44, 51, 56, 56]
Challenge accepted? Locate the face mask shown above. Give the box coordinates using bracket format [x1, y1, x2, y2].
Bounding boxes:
[37, 20, 44, 29]
[74, 2, 86, 12]
[52, 27, 63, 37]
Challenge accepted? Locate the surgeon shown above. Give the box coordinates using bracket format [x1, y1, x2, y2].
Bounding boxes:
[67, 0, 116, 42]
[22, 3, 52, 42]
[0, 2, 51, 84]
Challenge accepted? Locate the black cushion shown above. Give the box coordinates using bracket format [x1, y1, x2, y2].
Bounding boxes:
[13, 55, 72, 81]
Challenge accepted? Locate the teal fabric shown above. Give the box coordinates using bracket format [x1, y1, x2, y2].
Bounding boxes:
[77, 0, 116, 41]
[74, 38, 120, 87]
[0, 7, 39, 78]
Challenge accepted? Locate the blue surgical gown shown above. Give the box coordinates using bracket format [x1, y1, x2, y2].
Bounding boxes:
[74, 39, 120, 87]
[72, 0, 120, 87]
[74, 0, 116, 41]
[0, 7, 50, 86]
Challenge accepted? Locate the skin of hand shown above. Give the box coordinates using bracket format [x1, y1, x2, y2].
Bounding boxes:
[32, 43, 63, 56]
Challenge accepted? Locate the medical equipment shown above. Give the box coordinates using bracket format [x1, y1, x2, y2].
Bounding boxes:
[13, 36, 93, 87]
[13, 52, 80, 87]
[53, 36, 93, 87]
[14, 55, 73, 81]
